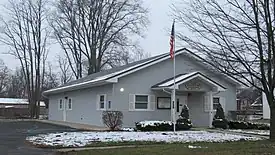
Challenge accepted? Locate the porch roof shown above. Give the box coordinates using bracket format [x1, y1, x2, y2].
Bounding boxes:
[151, 71, 226, 91]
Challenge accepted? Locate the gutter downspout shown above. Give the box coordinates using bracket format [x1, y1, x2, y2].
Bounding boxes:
[162, 88, 172, 94]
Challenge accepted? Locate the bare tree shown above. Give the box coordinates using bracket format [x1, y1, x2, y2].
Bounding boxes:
[173, 0, 275, 139]
[0, 0, 49, 118]
[57, 55, 73, 84]
[6, 67, 27, 98]
[0, 59, 10, 97]
[50, 0, 149, 77]
[42, 63, 59, 91]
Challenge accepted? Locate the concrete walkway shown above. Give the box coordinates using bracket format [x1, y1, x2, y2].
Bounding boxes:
[36, 120, 108, 131]
[0, 119, 108, 131]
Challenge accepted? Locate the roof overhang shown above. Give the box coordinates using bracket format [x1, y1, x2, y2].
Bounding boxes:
[44, 48, 246, 95]
[151, 72, 226, 92]
[182, 49, 248, 88]
[43, 49, 187, 95]
[43, 80, 114, 95]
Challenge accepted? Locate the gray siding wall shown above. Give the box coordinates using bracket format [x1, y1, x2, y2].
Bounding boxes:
[111, 54, 236, 127]
[48, 54, 237, 127]
[48, 84, 113, 126]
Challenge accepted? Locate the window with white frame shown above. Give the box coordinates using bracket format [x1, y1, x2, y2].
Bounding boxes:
[135, 95, 148, 109]
[58, 99, 63, 110]
[98, 94, 106, 110]
[68, 98, 72, 110]
[213, 97, 220, 110]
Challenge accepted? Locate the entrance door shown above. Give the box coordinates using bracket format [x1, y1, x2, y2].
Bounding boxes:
[176, 95, 187, 119]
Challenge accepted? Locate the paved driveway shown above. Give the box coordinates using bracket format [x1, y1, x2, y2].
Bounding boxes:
[0, 121, 78, 155]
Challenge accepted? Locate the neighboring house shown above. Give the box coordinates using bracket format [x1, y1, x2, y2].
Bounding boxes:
[44, 48, 245, 128]
[236, 88, 262, 111]
[236, 88, 263, 121]
[0, 98, 47, 118]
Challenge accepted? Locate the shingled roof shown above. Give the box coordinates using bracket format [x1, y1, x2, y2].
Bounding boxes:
[44, 49, 187, 95]
[44, 48, 247, 95]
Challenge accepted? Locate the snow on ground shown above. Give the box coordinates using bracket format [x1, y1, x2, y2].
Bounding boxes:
[188, 145, 208, 149]
[121, 128, 135, 132]
[26, 131, 263, 147]
[136, 120, 172, 127]
[229, 129, 269, 136]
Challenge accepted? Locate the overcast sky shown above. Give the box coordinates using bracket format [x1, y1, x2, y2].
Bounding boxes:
[0, 0, 180, 70]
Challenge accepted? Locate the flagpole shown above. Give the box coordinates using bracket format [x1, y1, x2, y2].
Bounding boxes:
[172, 20, 176, 132]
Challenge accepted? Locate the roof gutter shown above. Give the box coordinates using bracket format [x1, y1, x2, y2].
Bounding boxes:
[43, 80, 112, 96]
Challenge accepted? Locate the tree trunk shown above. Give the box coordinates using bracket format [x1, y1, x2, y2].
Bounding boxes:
[270, 107, 275, 140]
[36, 101, 40, 119]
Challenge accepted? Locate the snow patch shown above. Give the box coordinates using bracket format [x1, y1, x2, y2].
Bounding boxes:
[136, 120, 173, 127]
[229, 129, 269, 136]
[26, 131, 263, 148]
[121, 128, 135, 132]
[188, 145, 207, 149]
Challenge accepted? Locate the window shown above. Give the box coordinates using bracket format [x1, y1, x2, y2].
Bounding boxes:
[108, 101, 111, 109]
[58, 99, 63, 110]
[135, 95, 148, 109]
[98, 94, 106, 110]
[68, 98, 72, 110]
[213, 97, 220, 110]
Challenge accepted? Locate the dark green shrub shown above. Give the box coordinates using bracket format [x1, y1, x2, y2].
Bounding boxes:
[176, 105, 192, 130]
[228, 120, 270, 130]
[212, 103, 228, 129]
[176, 118, 192, 130]
[212, 119, 228, 129]
[228, 121, 248, 129]
[135, 121, 173, 131]
[135, 119, 192, 131]
[214, 103, 225, 119]
[257, 123, 270, 130]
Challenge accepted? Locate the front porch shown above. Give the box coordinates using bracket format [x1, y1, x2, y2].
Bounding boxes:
[151, 72, 226, 127]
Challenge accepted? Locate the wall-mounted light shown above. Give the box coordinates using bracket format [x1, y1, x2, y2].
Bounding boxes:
[120, 88, 124, 92]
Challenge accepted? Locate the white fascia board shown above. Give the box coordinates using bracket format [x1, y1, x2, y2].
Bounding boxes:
[183, 50, 247, 88]
[158, 72, 198, 87]
[107, 50, 186, 81]
[44, 73, 121, 93]
[168, 85, 179, 90]
[106, 78, 118, 83]
[44, 80, 109, 94]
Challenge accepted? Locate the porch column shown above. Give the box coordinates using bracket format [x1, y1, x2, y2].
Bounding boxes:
[209, 91, 213, 128]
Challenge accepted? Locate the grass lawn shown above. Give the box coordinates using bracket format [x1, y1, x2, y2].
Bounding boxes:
[56, 141, 275, 155]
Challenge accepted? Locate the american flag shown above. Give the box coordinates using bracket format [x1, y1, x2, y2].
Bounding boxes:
[169, 21, 175, 59]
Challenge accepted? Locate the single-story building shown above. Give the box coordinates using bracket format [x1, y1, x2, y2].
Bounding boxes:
[44, 48, 245, 128]
[0, 98, 47, 118]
